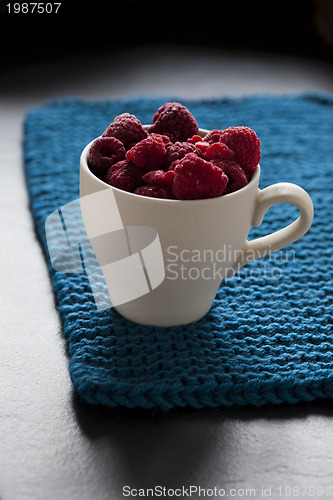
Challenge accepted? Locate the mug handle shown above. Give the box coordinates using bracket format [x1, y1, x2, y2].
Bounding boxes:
[233, 182, 314, 272]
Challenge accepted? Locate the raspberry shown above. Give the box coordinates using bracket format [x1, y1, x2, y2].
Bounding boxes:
[168, 161, 180, 171]
[103, 113, 147, 149]
[211, 159, 248, 194]
[87, 137, 125, 176]
[220, 126, 261, 175]
[204, 142, 234, 161]
[187, 135, 203, 144]
[195, 141, 210, 156]
[126, 135, 167, 170]
[104, 160, 143, 192]
[142, 169, 175, 186]
[88, 104, 262, 200]
[141, 168, 176, 200]
[149, 102, 199, 142]
[148, 133, 171, 145]
[165, 141, 197, 166]
[203, 129, 224, 144]
[134, 185, 175, 199]
[172, 153, 228, 200]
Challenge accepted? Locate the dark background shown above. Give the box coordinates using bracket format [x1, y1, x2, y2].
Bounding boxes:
[1, 0, 333, 69]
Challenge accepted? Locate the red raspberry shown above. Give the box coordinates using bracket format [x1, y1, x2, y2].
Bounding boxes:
[104, 160, 143, 192]
[187, 135, 203, 144]
[211, 159, 248, 194]
[126, 135, 167, 170]
[103, 113, 147, 149]
[172, 153, 228, 200]
[134, 185, 175, 199]
[195, 141, 210, 156]
[204, 142, 234, 161]
[87, 136, 125, 176]
[203, 129, 224, 144]
[148, 133, 171, 145]
[149, 102, 199, 142]
[142, 169, 175, 186]
[220, 126, 261, 175]
[165, 141, 197, 166]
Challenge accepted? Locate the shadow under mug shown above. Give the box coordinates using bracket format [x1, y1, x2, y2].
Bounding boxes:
[80, 128, 314, 327]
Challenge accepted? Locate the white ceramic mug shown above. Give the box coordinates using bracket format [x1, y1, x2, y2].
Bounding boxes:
[80, 128, 314, 327]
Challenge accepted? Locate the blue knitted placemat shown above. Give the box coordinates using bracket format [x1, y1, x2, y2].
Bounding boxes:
[24, 94, 333, 410]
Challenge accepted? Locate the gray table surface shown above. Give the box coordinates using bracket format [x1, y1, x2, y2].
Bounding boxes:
[1, 45, 333, 500]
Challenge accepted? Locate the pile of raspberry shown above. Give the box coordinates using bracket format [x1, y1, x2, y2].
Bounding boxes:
[87, 102, 261, 200]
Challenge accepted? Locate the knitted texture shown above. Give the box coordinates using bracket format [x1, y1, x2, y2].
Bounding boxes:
[24, 94, 333, 410]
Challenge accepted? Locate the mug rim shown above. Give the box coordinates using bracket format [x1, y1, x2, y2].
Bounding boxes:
[80, 128, 260, 206]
